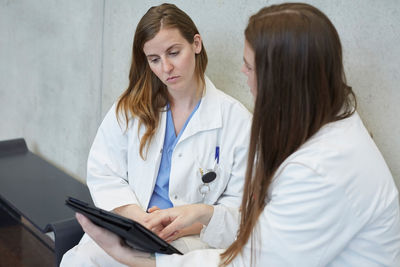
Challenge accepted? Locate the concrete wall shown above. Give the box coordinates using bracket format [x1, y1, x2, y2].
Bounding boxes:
[1, 0, 399, 193]
[0, 1, 104, 178]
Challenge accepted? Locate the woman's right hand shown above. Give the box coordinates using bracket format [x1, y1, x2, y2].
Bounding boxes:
[113, 204, 149, 225]
[76, 213, 155, 267]
[144, 204, 214, 241]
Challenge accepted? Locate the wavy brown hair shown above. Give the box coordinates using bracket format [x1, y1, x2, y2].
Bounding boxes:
[116, 3, 207, 159]
[221, 3, 356, 265]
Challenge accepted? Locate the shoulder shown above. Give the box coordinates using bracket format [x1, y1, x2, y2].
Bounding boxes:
[280, 113, 384, 176]
[100, 103, 138, 133]
[273, 112, 397, 218]
[204, 76, 252, 121]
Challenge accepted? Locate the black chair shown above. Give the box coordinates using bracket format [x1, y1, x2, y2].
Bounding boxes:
[0, 138, 93, 266]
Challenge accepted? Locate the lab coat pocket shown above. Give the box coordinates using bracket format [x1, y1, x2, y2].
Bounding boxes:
[203, 162, 232, 205]
[189, 151, 220, 204]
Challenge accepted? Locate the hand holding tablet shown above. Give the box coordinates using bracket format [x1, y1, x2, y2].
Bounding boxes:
[65, 197, 183, 255]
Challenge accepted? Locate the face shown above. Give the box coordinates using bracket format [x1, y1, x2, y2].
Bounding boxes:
[241, 40, 257, 98]
[143, 27, 202, 94]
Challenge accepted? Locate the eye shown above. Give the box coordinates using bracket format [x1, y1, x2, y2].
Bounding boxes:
[149, 57, 160, 64]
[169, 51, 180, 56]
[245, 64, 253, 72]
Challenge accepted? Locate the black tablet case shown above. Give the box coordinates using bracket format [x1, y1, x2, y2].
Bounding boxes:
[65, 197, 183, 255]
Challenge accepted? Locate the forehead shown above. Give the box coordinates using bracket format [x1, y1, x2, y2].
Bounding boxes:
[143, 28, 188, 55]
[243, 40, 255, 64]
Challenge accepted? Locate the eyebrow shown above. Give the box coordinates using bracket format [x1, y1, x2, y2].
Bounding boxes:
[145, 44, 182, 58]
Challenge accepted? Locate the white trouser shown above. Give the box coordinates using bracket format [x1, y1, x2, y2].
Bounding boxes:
[60, 233, 210, 267]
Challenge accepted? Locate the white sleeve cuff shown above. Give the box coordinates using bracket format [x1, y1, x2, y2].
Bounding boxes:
[200, 205, 239, 248]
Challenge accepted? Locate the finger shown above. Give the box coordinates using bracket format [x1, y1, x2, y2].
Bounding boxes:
[76, 213, 95, 231]
[76, 213, 106, 243]
[147, 206, 160, 213]
[76, 213, 107, 239]
[145, 219, 171, 232]
[165, 231, 180, 242]
[159, 220, 184, 239]
[76, 213, 120, 248]
[151, 224, 164, 235]
[145, 213, 172, 229]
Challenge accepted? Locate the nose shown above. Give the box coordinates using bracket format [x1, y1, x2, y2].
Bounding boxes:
[162, 58, 173, 73]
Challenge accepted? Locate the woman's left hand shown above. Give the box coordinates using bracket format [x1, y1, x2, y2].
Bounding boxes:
[147, 205, 204, 242]
[75, 213, 156, 267]
[144, 204, 214, 242]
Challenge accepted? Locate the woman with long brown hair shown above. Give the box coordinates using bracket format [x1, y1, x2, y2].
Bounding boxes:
[61, 3, 251, 266]
[75, 2, 400, 266]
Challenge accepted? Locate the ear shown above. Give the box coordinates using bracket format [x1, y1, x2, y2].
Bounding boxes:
[193, 34, 202, 54]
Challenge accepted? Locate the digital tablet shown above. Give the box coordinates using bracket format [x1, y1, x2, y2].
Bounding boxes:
[65, 197, 183, 255]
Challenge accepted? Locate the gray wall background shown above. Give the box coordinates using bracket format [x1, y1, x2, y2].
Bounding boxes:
[1, 1, 399, 194]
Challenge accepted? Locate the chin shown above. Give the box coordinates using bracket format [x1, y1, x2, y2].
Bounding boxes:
[167, 84, 183, 92]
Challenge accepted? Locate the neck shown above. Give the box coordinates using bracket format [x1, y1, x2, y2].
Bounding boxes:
[168, 87, 201, 112]
[168, 87, 202, 136]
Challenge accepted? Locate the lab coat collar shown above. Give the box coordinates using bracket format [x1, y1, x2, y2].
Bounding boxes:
[139, 76, 222, 155]
[139, 77, 222, 208]
[178, 76, 222, 144]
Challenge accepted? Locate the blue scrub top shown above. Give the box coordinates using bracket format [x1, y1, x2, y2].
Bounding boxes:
[147, 101, 201, 210]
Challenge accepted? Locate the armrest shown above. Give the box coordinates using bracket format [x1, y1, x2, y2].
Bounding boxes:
[46, 218, 84, 266]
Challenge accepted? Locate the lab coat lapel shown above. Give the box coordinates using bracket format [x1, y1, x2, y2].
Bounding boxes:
[178, 77, 222, 144]
[138, 109, 167, 209]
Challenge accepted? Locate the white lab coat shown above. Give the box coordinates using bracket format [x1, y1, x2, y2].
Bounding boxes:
[157, 112, 400, 266]
[87, 77, 252, 212]
[60, 78, 252, 267]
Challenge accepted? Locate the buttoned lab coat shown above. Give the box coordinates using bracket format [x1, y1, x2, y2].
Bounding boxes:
[87, 77, 252, 218]
[157, 112, 400, 266]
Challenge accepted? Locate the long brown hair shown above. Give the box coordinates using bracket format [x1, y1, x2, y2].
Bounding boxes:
[116, 3, 207, 159]
[221, 3, 356, 265]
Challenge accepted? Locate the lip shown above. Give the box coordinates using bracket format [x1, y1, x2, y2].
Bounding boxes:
[166, 76, 179, 82]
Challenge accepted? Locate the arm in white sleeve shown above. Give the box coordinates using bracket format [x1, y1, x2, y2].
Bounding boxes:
[160, 162, 363, 267]
[200, 205, 239, 249]
[86, 104, 140, 211]
[229, 162, 364, 266]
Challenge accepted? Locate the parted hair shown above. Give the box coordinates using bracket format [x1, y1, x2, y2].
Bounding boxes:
[221, 3, 356, 266]
[116, 3, 207, 159]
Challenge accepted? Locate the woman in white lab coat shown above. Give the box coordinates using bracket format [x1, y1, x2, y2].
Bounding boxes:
[61, 3, 251, 266]
[75, 2, 400, 267]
